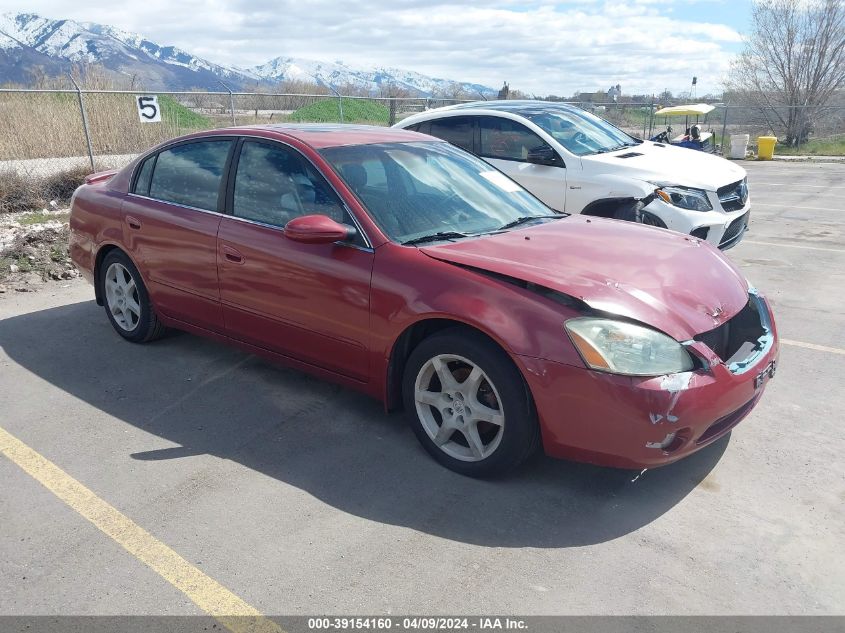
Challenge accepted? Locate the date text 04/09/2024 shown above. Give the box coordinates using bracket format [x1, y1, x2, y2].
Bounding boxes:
[306, 617, 528, 630]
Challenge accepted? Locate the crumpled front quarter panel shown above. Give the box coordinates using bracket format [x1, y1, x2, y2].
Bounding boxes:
[420, 216, 750, 340]
[368, 245, 585, 368]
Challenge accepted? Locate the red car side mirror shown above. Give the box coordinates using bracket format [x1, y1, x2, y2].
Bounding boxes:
[284, 215, 354, 244]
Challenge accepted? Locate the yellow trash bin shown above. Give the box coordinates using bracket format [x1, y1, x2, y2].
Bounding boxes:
[758, 136, 777, 160]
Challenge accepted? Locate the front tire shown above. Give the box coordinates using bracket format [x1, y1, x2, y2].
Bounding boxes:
[640, 210, 667, 228]
[613, 200, 645, 222]
[613, 201, 668, 228]
[99, 250, 165, 343]
[402, 329, 540, 477]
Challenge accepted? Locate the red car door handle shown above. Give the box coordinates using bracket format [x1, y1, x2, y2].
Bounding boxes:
[126, 216, 142, 230]
[222, 245, 244, 264]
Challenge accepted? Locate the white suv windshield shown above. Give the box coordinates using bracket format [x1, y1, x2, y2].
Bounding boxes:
[525, 108, 641, 157]
[321, 141, 562, 244]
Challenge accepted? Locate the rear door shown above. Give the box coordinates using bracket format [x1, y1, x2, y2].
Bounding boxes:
[123, 138, 234, 332]
[476, 116, 566, 211]
[217, 139, 374, 382]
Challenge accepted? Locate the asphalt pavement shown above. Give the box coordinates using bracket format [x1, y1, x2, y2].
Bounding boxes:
[0, 160, 843, 621]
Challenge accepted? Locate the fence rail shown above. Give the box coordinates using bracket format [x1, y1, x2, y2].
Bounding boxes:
[1, 89, 844, 187]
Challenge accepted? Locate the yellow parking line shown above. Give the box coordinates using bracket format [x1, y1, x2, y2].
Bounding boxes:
[782, 339, 845, 356]
[743, 240, 844, 253]
[0, 425, 284, 633]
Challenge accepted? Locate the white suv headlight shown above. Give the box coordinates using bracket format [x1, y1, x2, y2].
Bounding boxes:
[655, 185, 712, 211]
[565, 318, 694, 376]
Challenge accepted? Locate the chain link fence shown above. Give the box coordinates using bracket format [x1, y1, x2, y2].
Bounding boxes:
[2, 88, 844, 212]
[0, 88, 470, 211]
[0, 89, 467, 174]
[552, 101, 845, 156]
[711, 104, 845, 155]
[644, 103, 845, 156]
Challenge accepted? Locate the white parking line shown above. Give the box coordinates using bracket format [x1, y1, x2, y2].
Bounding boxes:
[753, 203, 839, 212]
[782, 339, 845, 356]
[743, 240, 844, 253]
[751, 182, 845, 189]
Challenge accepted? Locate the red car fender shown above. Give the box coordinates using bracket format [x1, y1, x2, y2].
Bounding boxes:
[368, 244, 588, 408]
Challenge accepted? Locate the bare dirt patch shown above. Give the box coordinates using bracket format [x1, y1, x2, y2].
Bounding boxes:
[0, 208, 79, 295]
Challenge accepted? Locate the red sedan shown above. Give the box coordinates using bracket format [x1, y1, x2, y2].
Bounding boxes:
[69, 125, 778, 477]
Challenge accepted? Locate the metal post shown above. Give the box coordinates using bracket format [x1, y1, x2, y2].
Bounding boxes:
[219, 81, 236, 126]
[648, 100, 655, 138]
[328, 85, 344, 123]
[720, 104, 729, 157]
[643, 101, 649, 139]
[68, 74, 95, 171]
[389, 97, 397, 126]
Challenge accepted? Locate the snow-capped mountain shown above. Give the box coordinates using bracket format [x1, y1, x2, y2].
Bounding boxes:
[0, 30, 19, 50]
[0, 12, 250, 88]
[0, 12, 496, 96]
[250, 57, 494, 98]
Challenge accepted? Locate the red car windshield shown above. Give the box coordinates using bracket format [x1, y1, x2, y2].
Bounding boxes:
[321, 141, 559, 244]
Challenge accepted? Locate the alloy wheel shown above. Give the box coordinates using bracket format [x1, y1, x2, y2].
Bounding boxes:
[104, 262, 141, 332]
[414, 354, 505, 462]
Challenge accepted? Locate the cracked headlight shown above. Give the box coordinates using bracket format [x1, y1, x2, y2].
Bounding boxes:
[655, 185, 712, 211]
[565, 318, 694, 376]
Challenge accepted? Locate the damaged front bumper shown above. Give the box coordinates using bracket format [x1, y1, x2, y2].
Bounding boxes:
[643, 195, 751, 250]
[517, 292, 779, 469]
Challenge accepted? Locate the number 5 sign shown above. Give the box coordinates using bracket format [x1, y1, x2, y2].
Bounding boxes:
[136, 95, 161, 122]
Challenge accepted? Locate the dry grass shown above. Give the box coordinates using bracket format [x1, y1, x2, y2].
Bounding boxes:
[0, 80, 439, 166]
[0, 90, 412, 164]
[0, 166, 91, 213]
[0, 92, 218, 161]
[0, 171, 42, 213]
[42, 165, 92, 201]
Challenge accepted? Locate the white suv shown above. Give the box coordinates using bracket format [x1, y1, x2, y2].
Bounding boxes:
[395, 101, 751, 249]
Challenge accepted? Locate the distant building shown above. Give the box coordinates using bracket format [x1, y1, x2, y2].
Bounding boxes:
[607, 84, 622, 100]
[574, 91, 606, 103]
[498, 82, 510, 100]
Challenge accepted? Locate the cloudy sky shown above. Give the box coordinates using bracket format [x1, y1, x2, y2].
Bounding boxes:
[13, 0, 751, 96]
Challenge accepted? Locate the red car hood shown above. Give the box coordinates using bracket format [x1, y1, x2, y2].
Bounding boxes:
[420, 216, 749, 341]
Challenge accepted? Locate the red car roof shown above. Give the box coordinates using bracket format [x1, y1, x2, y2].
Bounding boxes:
[217, 123, 434, 149]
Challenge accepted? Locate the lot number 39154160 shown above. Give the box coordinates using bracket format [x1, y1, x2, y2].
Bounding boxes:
[136, 95, 161, 123]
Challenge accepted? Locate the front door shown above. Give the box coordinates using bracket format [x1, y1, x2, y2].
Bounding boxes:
[217, 139, 373, 382]
[476, 116, 567, 212]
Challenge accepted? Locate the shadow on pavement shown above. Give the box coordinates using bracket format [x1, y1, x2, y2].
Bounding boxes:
[0, 300, 729, 548]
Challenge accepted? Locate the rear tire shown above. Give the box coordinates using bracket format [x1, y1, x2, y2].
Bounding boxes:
[99, 250, 165, 343]
[402, 328, 540, 477]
